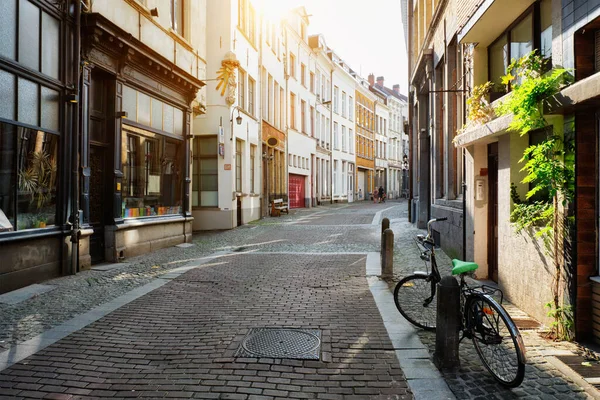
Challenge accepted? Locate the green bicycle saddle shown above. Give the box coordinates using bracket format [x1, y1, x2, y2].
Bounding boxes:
[451, 259, 479, 275]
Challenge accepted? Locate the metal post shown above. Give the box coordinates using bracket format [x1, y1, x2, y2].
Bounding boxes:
[433, 276, 461, 370]
[381, 228, 394, 278]
[381, 217, 390, 266]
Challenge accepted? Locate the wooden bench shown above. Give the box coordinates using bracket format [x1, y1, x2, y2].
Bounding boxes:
[271, 198, 289, 217]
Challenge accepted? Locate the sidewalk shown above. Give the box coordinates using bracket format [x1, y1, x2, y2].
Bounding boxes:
[388, 206, 599, 400]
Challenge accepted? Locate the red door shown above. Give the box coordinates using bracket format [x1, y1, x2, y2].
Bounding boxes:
[289, 174, 305, 208]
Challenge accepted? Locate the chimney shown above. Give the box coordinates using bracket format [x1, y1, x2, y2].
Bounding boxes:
[393, 84, 400, 94]
[376, 76, 384, 87]
[368, 73, 375, 86]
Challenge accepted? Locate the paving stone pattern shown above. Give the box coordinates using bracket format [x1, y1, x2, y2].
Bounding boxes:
[387, 206, 597, 400]
[0, 252, 411, 399]
[0, 199, 596, 399]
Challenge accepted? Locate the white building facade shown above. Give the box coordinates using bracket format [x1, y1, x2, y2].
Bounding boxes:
[193, 0, 261, 229]
[327, 49, 357, 203]
[284, 7, 317, 208]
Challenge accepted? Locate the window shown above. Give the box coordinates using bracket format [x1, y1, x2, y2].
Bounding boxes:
[289, 54, 296, 79]
[192, 136, 218, 207]
[301, 63, 306, 86]
[349, 96, 354, 120]
[170, 0, 183, 35]
[123, 131, 183, 217]
[342, 92, 347, 117]
[315, 111, 321, 140]
[237, 0, 255, 44]
[248, 77, 255, 116]
[342, 126, 346, 151]
[349, 128, 354, 154]
[274, 82, 279, 127]
[248, 4, 256, 44]
[540, 0, 552, 60]
[235, 140, 242, 192]
[250, 145, 256, 193]
[334, 122, 339, 150]
[290, 93, 296, 129]
[0, 124, 58, 232]
[310, 72, 315, 93]
[280, 87, 285, 129]
[238, 69, 246, 109]
[310, 106, 315, 137]
[333, 86, 339, 113]
[301, 100, 306, 133]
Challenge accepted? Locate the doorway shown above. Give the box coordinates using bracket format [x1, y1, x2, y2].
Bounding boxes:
[487, 142, 499, 282]
[89, 145, 108, 264]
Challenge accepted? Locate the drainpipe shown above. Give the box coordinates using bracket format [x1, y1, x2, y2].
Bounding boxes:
[70, 0, 81, 275]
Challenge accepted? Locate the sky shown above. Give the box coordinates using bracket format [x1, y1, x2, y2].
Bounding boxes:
[253, 0, 409, 96]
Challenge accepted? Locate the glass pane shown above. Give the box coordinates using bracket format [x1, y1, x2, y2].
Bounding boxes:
[0, 0, 17, 60]
[16, 128, 58, 230]
[489, 35, 508, 89]
[540, 0, 552, 59]
[41, 86, 59, 131]
[18, 77, 39, 126]
[122, 86, 136, 120]
[137, 91, 151, 125]
[0, 123, 17, 232]
[200, 158, 217, 174]
[173, 108, 183, 136]
[200, 174, 217, 191]
[151, 98, 162, 130]
[122, 133, 183, 218]
[510, 13, 533, 62]
[18, 0, 40, 71]
[41, 11, 59, 79]
[163, 103, 174, 134]
[199, 137, 217, 155]
[200, 191, 218, 207]
[0, 69, 16, 120]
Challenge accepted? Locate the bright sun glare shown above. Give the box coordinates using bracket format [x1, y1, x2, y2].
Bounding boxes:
[253, 0, 296, 20]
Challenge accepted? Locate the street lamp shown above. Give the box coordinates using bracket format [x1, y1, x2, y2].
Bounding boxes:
[230, 107, 243, 141]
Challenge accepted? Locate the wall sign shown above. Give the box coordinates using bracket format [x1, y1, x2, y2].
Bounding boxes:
[224, 164, 232, 170]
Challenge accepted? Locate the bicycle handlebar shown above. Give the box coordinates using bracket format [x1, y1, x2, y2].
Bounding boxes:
[424, 217, 448, 244]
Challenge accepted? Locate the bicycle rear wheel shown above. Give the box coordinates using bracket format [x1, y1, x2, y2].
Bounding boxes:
[466, 294, 526, 387]
[393, 275, 437, 330]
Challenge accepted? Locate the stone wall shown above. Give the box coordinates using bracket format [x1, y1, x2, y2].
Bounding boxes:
[431, 201, 464, 260]
[0, 236, 66, 294]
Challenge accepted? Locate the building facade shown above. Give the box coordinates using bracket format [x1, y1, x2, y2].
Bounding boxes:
[0, 0, 77, 293]
[194, 0, 259, 229]
[328, 47, 356, 203]
[406, 0, 600, 341]
[355, 78, 377, 201]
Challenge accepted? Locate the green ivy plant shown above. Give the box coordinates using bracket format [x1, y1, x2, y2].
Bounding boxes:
[471, 51, 575, 340]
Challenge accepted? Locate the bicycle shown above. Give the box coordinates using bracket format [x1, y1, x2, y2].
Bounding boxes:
[393, 217, 527, 387]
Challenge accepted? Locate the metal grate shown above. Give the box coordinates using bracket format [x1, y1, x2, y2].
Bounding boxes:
[236, 328, 321, 360]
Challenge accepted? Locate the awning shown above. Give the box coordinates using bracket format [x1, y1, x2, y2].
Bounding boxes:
[458, 0, 535, 47]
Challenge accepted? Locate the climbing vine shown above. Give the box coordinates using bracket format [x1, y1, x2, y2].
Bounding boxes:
[466, 51, 575, 340]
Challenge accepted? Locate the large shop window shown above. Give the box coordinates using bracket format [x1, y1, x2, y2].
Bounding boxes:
[0, 123, 58, 232]
[121, 129, 183, 218]
[192, 136, 218, 207]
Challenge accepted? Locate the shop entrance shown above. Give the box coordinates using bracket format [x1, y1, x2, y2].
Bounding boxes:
[289, 174, 305, 208]
[89, 145, 108, 264]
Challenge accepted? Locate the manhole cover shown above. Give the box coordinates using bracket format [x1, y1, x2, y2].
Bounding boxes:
[236, 328, 321, 360]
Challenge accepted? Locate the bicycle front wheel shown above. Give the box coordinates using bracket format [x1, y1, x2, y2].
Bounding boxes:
[466, 295, 526, 387]
[393, 275, 437, 330]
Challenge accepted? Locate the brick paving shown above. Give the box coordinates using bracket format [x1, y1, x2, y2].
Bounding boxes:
[388, 206, 598, 400]
[0, 200, 597, 399]
[0, 239, 411, 398]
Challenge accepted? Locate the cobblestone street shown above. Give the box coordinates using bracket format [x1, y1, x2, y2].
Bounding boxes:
[0, 200, 597, 399]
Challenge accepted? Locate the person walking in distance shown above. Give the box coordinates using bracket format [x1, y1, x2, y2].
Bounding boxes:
[373, 187, 378, 203]
[378, 186, 385, 203]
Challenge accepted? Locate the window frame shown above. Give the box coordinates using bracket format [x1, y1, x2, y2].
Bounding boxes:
[192, 135, 219, 208]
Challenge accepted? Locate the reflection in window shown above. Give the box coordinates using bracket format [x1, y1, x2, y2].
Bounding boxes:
[192, 136, 218, 207]
[540, 0, 552, 60]
[121, 131, 182, 218]
[0, 123, 58, 232]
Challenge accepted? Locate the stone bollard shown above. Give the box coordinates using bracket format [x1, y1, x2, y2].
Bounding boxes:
[381, 218, 390, 266]
[381, 228, 394, 278]
[433, 276, 461, 370]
